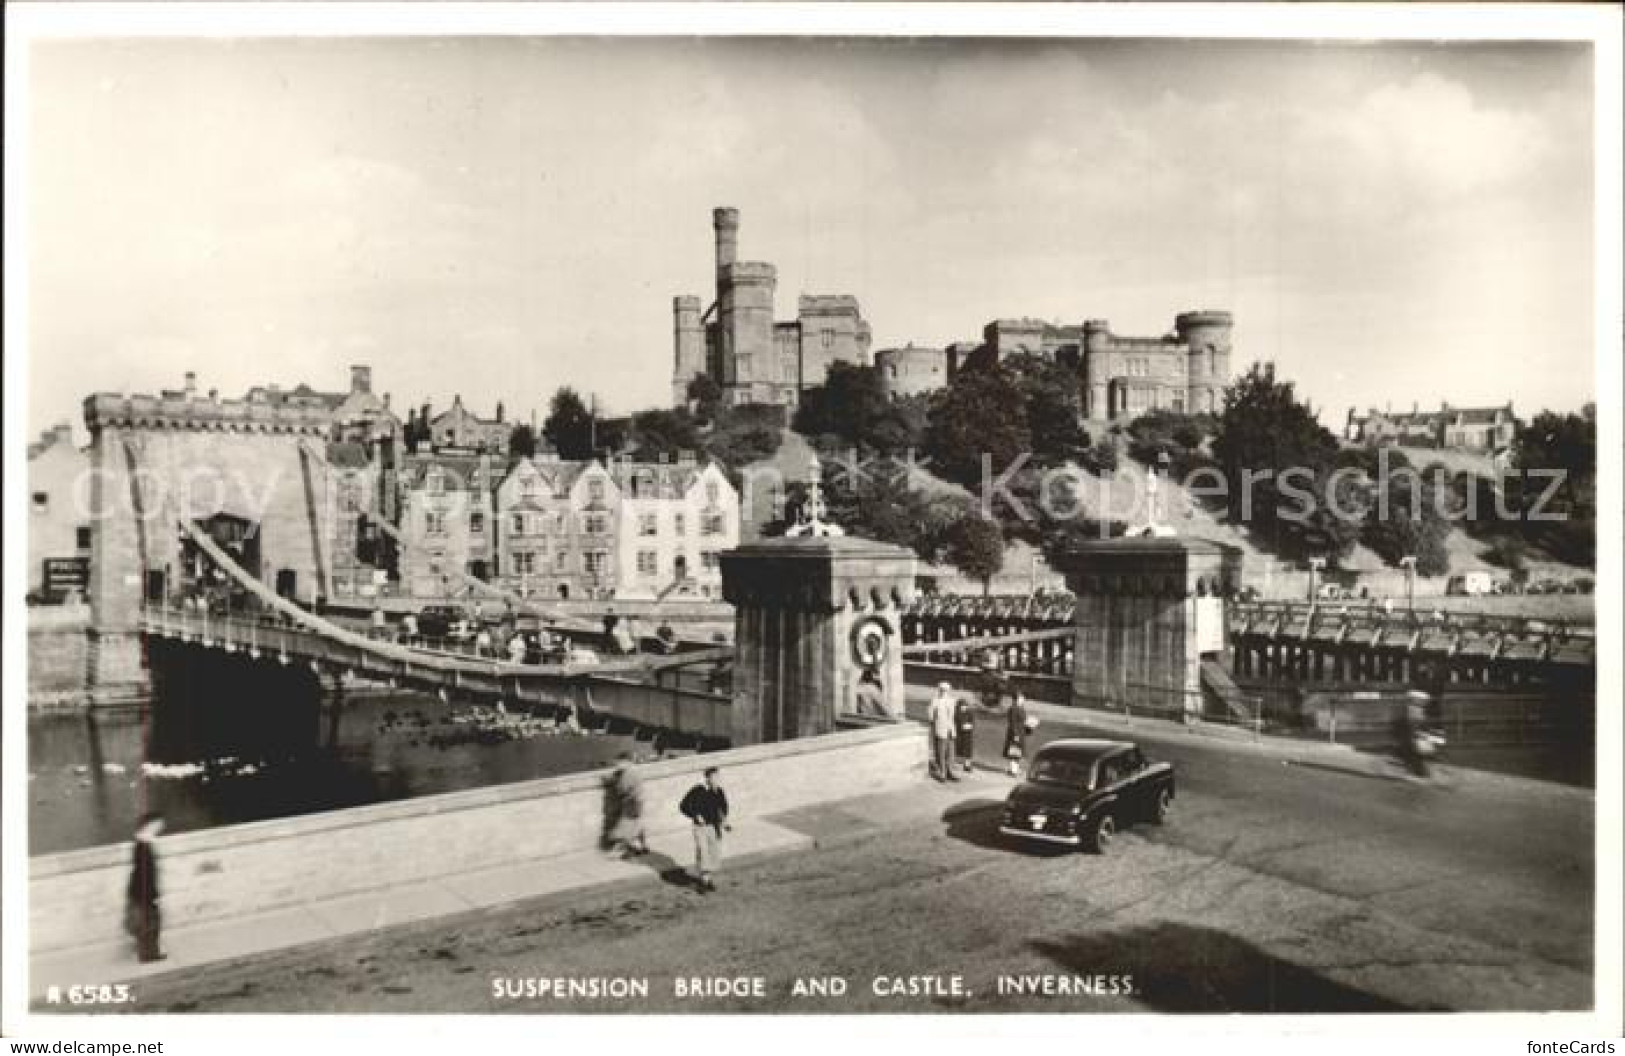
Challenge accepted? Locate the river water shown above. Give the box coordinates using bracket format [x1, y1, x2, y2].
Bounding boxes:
[27, 693, 657, 856]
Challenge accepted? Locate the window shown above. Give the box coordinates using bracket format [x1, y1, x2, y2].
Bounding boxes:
[636, 550, 658, 576]
[701, 512, 726, 537]
[700, 550, 720, 571]
[674, 513, 686, 537]
[639, 513, 658, 537]
[555, 513, 568, 534]
[425, 512, 446, 535]
[470, 511, 484, 534]
[705, 482, 720, 506]
[822, 329, 834, 349]
[556, 550, 570, 571]
[513, 552, 535, 575]
[588, 479, 606, 505]
[584, 552, 609, 576]
[75, 526, 92, 550]
[512, 513, 525, 536]
[32, 492, 47, 513]
[584, 513, 608, 535]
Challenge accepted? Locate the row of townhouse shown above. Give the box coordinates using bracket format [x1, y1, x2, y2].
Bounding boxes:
[389, 451, 739, 602]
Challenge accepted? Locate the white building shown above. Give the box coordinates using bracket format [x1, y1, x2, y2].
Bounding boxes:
[608, 456, 738, 600]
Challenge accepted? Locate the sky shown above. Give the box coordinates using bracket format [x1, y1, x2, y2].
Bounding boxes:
[23, 33, 1599, 438]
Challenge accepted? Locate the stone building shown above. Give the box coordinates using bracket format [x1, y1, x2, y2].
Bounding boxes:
[26, 423, 91, 599]
[492, 454, 585, 600]
[607, 455, 739, 601]
[673, 207, 872, 409]
[419, 395, 509, 455]
[396, 454, 498, 598]
[1346, 402, 1519, 452]
[874, 345, 960, 400]
[939, 310, 1233, 421]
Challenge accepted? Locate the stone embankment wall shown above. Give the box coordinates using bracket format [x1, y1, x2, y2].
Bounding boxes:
[30, 721, 925, 954]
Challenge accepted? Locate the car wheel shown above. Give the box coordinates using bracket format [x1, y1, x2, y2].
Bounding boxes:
[1152, 788, 1172, 825]
[1086, 813, 1116, 854]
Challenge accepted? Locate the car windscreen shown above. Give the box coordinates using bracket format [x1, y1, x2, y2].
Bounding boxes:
[1028, 757, 1095, 790]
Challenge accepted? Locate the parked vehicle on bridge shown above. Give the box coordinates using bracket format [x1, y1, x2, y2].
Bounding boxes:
[998, 739, 1175, 853]
[565, 646, 601, 667]
[1446, 572, 1494, 596]
[415, 605, 471, 641]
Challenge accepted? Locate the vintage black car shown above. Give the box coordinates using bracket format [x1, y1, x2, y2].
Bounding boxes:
[998, 739, 1175, 852]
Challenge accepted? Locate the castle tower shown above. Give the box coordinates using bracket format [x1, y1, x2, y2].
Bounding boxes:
[1081, 320, 1113, 420]
[1175, 310, 1233, 415]
[713, 206, 739, 274]
[712, 207, 777, 397]
[672, 295, 706, 406]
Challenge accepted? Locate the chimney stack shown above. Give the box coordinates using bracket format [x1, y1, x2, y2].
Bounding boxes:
[184, 371, 197, 397]
[350, 364, 372, 395]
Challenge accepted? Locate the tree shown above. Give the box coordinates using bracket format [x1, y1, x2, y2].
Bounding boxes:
[543, 388, 594, 461]
[1361, 468, 1454, 577]
[630, 408, 700, 461]
[924, 363, 1029, 489]
[702, 405, 784, 477]
[941, 513, 1006, 595]
[1514, 406, 1596, 518]
[508, 423, 538, 459]
[794, 363, 886, 445]
[1006, 353, 1087, 465]
[1211, 362, 1350, 561]
[687, 374, 724, 423]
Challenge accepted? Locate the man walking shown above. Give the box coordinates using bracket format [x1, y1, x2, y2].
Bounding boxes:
[607, 754, 650, 858]
[125, 813, 166, 963]
[679, 766, 730, 892]
[928, 683, 960, 782]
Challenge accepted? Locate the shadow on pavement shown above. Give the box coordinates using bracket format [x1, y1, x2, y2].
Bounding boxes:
[941, 798, 1072, 857]
[1031, 922, 1437, 1012]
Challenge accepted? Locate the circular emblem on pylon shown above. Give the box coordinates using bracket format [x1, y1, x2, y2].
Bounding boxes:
[851, 616, 890, 667]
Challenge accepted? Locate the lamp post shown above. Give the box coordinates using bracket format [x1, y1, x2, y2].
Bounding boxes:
[1399, 555, 1417, 614]
[1308, 557, 1326, 604]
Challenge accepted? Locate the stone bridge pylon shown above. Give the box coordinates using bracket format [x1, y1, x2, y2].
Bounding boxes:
[82, 390, 336, 701]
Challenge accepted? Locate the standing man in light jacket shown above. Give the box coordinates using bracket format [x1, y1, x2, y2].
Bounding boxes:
[928, 683, 960, 782]
[679, 766, 731, 893]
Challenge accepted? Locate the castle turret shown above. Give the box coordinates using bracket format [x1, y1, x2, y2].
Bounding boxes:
[1175, 310, 1232, 415]
[1081, 320, 1113, 419]
[672, 295, 707, 406]
[714, 206, 740, 274]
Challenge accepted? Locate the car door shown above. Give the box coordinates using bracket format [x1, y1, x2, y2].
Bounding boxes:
[1119, 748, 1151, 812]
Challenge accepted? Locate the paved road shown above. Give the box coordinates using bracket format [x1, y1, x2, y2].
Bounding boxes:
[108, 710, 1593, 1015]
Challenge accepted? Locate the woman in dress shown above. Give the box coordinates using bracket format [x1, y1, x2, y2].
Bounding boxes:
[1004, 693, 1033, 777]
[953, 695, 977, 774]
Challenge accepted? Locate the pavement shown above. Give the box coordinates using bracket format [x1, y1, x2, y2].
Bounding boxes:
[30, 814, 815, 999]
[29, 698, 1592, 1004]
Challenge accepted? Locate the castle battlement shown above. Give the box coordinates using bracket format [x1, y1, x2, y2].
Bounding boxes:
[721, 261, 778, 283]
[798, 294, 863, 314]
[83, 391, 334, 436]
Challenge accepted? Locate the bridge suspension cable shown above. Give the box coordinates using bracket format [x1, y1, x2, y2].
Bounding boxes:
[174, 516, 727, 679]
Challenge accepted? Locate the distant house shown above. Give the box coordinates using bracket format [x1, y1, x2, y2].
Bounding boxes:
[493, 453, 588, 601]
[608, 455, 739, 601]
[1347, 401, 1518, 453]
[397, 454, 498, 598]
[26, 423, 91, 599]
[420, 395, 510, 455]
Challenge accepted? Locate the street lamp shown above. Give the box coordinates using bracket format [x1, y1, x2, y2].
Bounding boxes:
[1307, 557, 1326, 604]
[1399, 555, 1417, 614]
